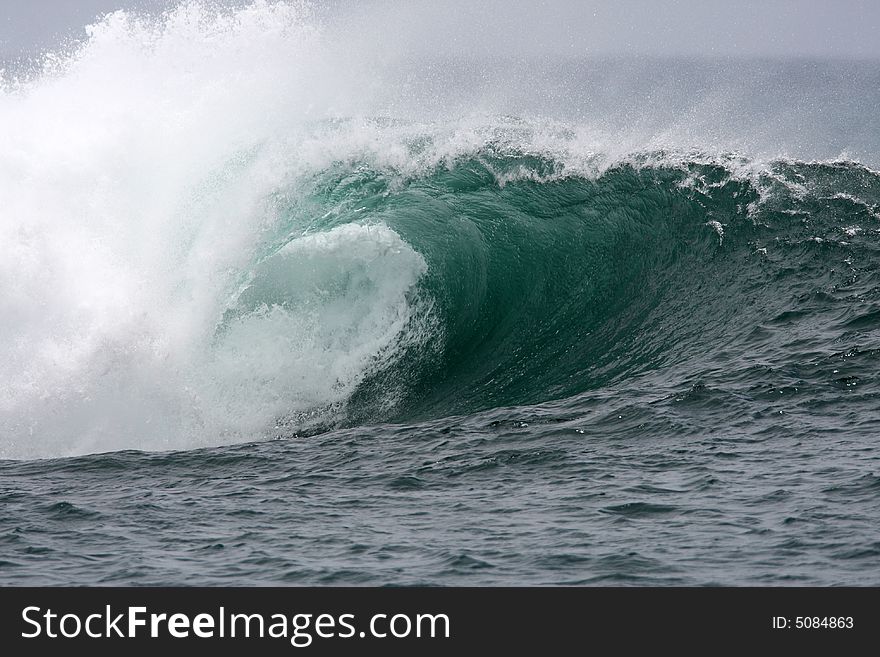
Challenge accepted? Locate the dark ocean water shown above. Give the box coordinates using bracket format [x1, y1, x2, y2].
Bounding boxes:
[1, 413, 878, 586]
[2, 3, 880, 586]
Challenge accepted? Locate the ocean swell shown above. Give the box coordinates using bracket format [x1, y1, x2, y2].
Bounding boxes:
[1, 2, 879, 459]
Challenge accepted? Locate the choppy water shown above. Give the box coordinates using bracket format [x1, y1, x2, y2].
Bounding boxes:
[1, 1, 879, 585]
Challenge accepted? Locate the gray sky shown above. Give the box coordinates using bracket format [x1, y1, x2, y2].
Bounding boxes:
[2, 0, 879, 60]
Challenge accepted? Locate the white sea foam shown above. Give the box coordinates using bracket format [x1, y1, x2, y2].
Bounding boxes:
[0, 3, 432, 458]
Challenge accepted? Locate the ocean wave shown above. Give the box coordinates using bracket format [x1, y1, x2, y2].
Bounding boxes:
[1, 2, 878, 459]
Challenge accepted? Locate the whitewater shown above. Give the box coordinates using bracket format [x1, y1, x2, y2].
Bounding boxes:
[1, 1, 879, 585]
